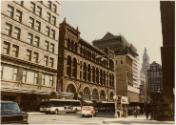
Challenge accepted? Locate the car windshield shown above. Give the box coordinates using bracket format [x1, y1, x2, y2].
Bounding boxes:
[1, 103, 21, 115]
[82, 106, 93, 110]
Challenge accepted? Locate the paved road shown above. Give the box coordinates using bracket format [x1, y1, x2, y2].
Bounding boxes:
[28, 112, 109, 124]
[28, 112, 175, 124]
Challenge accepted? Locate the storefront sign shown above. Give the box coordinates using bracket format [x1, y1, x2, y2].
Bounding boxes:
[121, 96, 129, 104]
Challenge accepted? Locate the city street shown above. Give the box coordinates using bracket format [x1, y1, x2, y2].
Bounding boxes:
[27, 112, 174, 124]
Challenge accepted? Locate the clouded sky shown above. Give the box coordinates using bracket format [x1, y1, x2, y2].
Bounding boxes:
[59, 0, 163, 67]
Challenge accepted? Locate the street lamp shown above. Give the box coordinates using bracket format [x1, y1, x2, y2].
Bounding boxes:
[113, 95, 118, 117]
[113, 59, 118, 118]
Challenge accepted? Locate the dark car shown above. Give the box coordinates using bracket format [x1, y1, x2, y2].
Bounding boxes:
[1, 101, 28, 124]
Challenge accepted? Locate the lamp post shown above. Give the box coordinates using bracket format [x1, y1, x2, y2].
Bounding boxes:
[113, 59, 118, 118]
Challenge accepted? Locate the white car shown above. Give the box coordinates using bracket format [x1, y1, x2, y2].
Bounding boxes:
[81, 106, 96, 117]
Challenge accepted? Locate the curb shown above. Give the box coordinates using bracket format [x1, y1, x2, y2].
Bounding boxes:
[27, 112, 44, 115]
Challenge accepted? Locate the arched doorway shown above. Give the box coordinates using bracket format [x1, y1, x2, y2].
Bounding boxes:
[109, 92, 114, 101]
[66, 84, 76, 95]
[100, 90, 106, 101]
[92, 89, 99, 101]
[82, 87, 91, 100]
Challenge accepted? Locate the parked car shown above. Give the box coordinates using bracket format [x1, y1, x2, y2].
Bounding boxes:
[81, 106, 96, 117]
[1, 101, 28, 124]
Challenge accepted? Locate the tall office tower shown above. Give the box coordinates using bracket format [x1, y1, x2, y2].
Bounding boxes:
[141, 48, 150, 76]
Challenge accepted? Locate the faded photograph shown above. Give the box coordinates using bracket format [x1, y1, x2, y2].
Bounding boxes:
[0, 0, 174, 124]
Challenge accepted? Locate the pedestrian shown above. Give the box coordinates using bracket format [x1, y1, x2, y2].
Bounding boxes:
[133, 107, 138, 118]
[145, 104, 150, 119]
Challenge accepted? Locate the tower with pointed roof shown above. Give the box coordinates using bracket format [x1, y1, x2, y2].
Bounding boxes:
[141, 48, 150, 76]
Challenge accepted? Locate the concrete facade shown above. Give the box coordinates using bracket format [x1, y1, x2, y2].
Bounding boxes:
[1, 1, 59, 111]
[92, 33, 140, 104]
[147, 61, 163, 94]
[58, 19, 115, 101]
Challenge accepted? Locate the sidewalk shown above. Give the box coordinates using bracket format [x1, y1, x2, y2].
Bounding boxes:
[102, 115, 175, 124]
[27, 111, 44, 115]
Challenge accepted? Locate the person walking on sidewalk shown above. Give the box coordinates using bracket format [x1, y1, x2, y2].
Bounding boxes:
[145, 104, 151, 119]
[133, 106, 138, 118]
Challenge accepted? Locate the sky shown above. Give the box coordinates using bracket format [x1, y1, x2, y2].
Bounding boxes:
[59, 0, 163, 66]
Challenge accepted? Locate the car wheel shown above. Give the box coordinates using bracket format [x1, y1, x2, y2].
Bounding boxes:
[55, 109, 59, 115]
[75, 108, 78, 112]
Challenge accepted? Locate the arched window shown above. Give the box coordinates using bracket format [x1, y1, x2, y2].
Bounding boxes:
[92, 66, 95, 83]
[100, 90, 106, 101]
[70, 41, 74, 51]
[83, 63, 87, 81]
[92, 89, 99, 100]
[100, 70, 103, 85]
[109, 73, 111, 87]
[67, 39, 70, 50]
[109, 92, 114, 101]
[109, 59, 114, 70]
[88, 64, 91, 82]
[82, 87, 91, 100]
[79, 46, 82, 55]
[96, 68, 99, 84]
[74, 43, 78, 53]
[112, 74, 114, 87]
[103, 71, 106, 85]
[72, 58, 77, 78]
[67, 56, 72, 77]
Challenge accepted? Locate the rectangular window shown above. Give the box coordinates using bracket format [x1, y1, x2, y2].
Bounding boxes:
[14, 27, 21, 39]
[22, 70, 27, 83]
[30, 2, 36, 13]
[2, 66, 17, 81]
[3, 41, 10, 55]
[49, 76, 54, 86]
[16, 9, 22, 22]
[26, 71, 34, 84]
[49, 57, 54, 67]
[36, 6, 42, 17]
[45, 75, 50, 86]
[26, 49, 32, 61]
[50, 43, 54, 53]
[12, 45, 19, 57]
[7, 5, 14, 18]
[33, 52, 38, 63]
[44, 56, 48, 66]
[51, 29, 55, 39]
[47, 12, 51, 22]
[53, 4, 57, 13]
[51, 16, 56, 25]
[46, 26, 50, 36]
[34, 36, 40, 47]
[42, 74, 50, 86]
[34, 72, 38, 84]
[29, 17, 34, 28]
[14, 1, 24, 6]
[45, 41, 49, 50]
[48, 1, 52, 9]
[27, 33, 33, 44]
[42, 74, 45, 85]
[5, 23, 13, 36]
[35, 20, 41, 31]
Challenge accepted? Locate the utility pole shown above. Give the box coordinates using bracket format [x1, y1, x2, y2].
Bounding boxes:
[113, 57, 118, 118]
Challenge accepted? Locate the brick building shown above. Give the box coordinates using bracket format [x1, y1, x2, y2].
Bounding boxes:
[57, 19, 115, 102]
